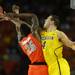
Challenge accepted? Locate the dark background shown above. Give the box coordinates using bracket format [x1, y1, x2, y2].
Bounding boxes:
[0, 0, 75, 75]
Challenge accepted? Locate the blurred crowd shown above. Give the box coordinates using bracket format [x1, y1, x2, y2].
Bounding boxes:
[0, 0, 75, 75]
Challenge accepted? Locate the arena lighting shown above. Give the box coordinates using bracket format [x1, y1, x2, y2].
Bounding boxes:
[70, 0, 75, 9]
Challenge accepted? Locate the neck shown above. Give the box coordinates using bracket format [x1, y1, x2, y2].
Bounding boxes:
[47, 25, 56, 32]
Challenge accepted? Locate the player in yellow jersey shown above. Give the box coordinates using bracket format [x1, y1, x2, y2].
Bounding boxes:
[41, 15, 75, 75]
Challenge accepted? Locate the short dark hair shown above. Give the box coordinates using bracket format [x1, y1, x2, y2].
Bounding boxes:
[50, 15, 60, 27]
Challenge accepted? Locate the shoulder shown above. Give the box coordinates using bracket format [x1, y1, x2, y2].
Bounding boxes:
[56, 30, 65, 39]
[56, 30, 65, 35]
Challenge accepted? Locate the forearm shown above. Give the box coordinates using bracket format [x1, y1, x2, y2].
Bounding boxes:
[17, 31, 22, 41]
[10, 19, 22, 41]
[64, 41, 74, 49]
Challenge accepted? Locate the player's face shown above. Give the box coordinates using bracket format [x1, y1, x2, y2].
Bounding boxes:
[44, 16, 54, 29]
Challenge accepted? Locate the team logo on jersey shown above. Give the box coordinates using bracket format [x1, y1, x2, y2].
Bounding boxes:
[21, 37, 36, 55]
[41, 36, 54, 40]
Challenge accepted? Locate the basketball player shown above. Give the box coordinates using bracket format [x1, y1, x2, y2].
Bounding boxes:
[41, 15, 75, 75]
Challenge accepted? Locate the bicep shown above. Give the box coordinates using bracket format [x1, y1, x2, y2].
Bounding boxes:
[58, 31, 73, 47]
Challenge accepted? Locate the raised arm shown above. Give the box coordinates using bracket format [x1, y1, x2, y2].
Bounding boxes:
[7, 13, 33, 41]
[58, 31, 75, 50]
[5, 13, 41, 41]
[10, 19, 22, 41]
[31, 14, 41, 41]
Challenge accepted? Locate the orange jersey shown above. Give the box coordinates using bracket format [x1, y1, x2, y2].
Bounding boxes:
[19, 34, 45, 63]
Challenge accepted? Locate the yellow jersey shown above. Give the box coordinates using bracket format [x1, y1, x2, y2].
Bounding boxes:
[41, 30, 63, 65]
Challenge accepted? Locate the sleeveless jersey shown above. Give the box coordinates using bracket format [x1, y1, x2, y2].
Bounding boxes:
[19, 33, 45, 63]
[41, 30, 63, 65]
